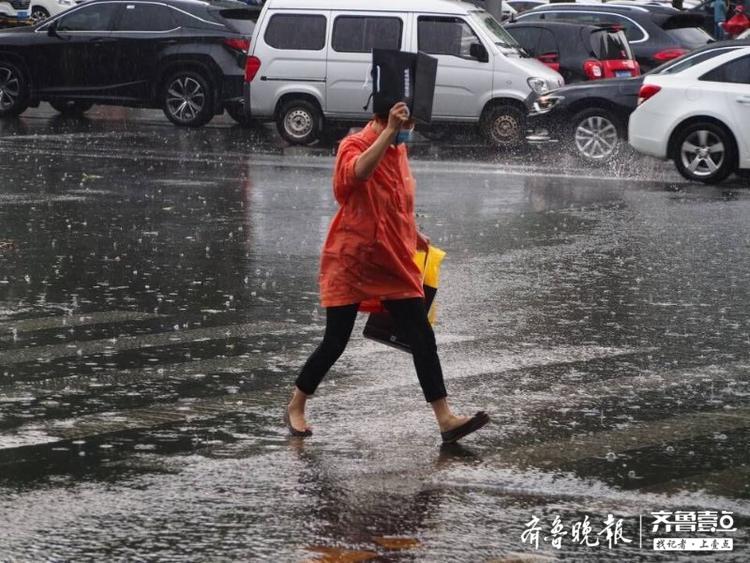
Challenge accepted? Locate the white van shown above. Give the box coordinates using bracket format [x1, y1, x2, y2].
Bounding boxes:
[243, 0, 564, 147]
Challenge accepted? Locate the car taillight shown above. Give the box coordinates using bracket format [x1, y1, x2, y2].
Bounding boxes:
[637, 84, 662, 105]
[224, 38, 250, 53]
[583, 60, 604, 80]
[245, 56, 261, 82]
[653, 48, 688, 62]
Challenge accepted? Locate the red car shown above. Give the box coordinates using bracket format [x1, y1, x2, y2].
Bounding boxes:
[506, 21, 640, 83]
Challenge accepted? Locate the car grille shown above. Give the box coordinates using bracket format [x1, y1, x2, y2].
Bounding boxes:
[10, 0, 31, 9]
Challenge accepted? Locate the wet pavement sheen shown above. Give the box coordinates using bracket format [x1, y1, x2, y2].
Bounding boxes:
[0, 107, 749, 561]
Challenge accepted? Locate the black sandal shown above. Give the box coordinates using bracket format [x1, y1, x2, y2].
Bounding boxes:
[440, 411, 490, 444]
[283, 408, 312, 437]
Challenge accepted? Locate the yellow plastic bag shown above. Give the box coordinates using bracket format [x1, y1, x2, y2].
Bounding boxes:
[413, 245, 446, 324]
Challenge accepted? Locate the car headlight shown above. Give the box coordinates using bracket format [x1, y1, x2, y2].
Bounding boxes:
[527, 77, 549, 95]
[532, 95, 565, 114]
[57, 0, 74, 4]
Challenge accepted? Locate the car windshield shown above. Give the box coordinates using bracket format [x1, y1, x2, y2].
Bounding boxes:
[468, 10, 527, 55]
[590, 29, 633, 61]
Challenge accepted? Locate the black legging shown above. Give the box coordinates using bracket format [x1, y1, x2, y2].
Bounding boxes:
[295, 298, 448, 403]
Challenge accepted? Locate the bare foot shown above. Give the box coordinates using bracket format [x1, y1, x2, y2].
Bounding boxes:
[438, 414, 473, 434]
[287, 403, 311, 433]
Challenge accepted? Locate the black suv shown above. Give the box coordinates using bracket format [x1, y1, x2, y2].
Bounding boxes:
[0, 0, 259, 126]
[516, 3, 714, 72]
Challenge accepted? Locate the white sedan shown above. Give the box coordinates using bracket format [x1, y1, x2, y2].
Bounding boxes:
[628, 46, 750, 184]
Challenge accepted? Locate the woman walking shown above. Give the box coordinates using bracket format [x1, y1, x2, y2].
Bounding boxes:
[283, 101, 490, 444]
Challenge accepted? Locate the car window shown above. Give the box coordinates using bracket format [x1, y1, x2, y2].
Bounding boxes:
[57, 3, 119, 32]
[264, 14, 326, 50]
[664, 27, 712, 49]
[115, 4, 176, 32]
[506, 26, 542, 55]
[590, 30, 632, 60]
[537, 28, 558, 56]
[418, 16, 483, 59]
[332, 16, 402, 53]
[700, 54, 750, 84]
[216, 9, 258, 36]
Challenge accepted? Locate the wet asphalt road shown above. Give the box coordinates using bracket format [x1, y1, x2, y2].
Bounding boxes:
[0, 105, 749, 562]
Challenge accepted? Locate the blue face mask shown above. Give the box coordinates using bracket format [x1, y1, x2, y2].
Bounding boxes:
[394, 128, 414, 145]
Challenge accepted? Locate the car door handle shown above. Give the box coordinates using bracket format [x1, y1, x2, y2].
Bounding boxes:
[737, 96, 750, 105]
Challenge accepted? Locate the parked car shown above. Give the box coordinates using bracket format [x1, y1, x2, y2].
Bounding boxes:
[629, 46, 750, 183]
[0, 0, 30, 23]
[505, 21, 640, 84]
[516, 3, 714, 71]
[528, 40, 750, 163]
[243, 0, 564, 147]
[29, 0, 75, 23]
[0, 0, 259, 125]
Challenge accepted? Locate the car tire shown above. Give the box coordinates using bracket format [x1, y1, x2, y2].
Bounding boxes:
[276, 98, 322, 145]
[0, 61, 30, 118]
[49, 100, 94, 115]
[225, 101, 256, 127]
[479, 104, 526, 148]
[671, 121, 736, 184]
[162, 70, 214, 128]
[569, 108, 624, 165]
[31, 7, 49, 23]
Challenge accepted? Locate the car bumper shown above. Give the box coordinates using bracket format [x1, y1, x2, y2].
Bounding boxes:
[628, 106, 669, 159]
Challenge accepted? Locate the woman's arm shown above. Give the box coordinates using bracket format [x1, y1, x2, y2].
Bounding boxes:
[354, 102, 410, 181]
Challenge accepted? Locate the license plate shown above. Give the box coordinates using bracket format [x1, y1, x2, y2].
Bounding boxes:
[615, 70, 631, 77]
[16, 11, 29, 19]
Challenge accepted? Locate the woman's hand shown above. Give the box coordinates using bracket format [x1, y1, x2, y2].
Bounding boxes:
[416, 230, 430, 252]
[387, 102, 410, 135]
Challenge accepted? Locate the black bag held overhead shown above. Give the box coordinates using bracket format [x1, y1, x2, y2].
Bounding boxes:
[368, 49, 438, 124]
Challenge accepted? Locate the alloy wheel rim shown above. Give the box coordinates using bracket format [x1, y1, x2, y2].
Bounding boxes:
[680, 130, 724, 178]
[491, 115, 519, 144]
[0, 66, 20, 111]
[284, 109, 313, 140]
[166, 77, 205, 123]
[31, 9, 48, 23]
[575, 116, 618, 160]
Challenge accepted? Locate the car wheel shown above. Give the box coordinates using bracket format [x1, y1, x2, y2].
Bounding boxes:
[225, 101, 256, 127]
[0, 61, 30, 118]
[162, 70, 214, 127]
[479, 104, 526, 148]
[672, 122, 736, 184]
[31, 7, 49, 23]
[276, 99, 322, 145]
[49, 100, 94, 115]
[569, 108, 624, 164]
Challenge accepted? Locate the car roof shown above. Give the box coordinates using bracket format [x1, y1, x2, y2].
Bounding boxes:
[262, 0, 480, 15]
[527, 2, 679, 15]
[84, 0, 253, 8]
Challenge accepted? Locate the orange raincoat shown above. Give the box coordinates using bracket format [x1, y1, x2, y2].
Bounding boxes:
[319, 121, 424, 311]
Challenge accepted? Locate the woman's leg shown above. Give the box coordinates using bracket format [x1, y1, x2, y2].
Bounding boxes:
[382, 297, 474, 433]
[288, 303, 359, 430]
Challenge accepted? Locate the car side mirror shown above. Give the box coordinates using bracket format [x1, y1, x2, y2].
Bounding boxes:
[470, 42, 489, 63]
[47, 19, 60, 37]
